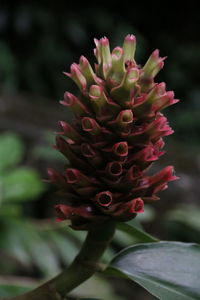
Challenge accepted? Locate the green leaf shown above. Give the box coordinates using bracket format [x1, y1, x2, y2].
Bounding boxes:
[73, 274, 124, 300]
[0, 132, 24, 174]
[32, 145, 67, 162]
[108, 242, 200, 300]
[113, 228, 136, 247]
[0, 219, 60, 276]
[0, 277, 36, 297]
[0, 219, 32, 268]
[78, 298, 102, 300]
[19, 222, 60, 277]
[136, 204, 156, 223]
[0, 284, 31, 298]
[46, 230, 79, 264]
[1, 168, 45, 202]
[166, 205, 200, 232]
[117, 222, 158, 243]
[0, 204, 22, 217]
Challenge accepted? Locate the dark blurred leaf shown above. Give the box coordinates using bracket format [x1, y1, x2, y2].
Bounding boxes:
[31, 130, 69, 162]
[0, 276, 36, 297]
[2, 167, 45, 202]
[0, 132, 24, 174]
[0, 283, 31, 297]
[78, 298, 102, 300]
[101, 245, 115, 264]
[65, 18, 88, 46]
[19, 222, 60, 277]
[112, 229, 135, 248]
[165, 205, 200, 243]
[32, 145, 67, 162]
[136, 205, 156, 223]
[0, 219, 60, 276]
[166, 205, 200, 232]
[108, 242, 200, 300]
[117, 222, 158, 243]
[73, 274, 124, 300]
[45, 230, 79, 264]
[0, 204, 22, 217]
[0, 219, 33, 268]
[0, 41, 18, 91]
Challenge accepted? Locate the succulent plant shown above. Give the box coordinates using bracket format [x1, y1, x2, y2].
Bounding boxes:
[48, 34, 179, 230]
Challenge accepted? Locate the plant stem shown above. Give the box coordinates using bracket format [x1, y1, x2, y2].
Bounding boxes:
[11, 221, 115, 300]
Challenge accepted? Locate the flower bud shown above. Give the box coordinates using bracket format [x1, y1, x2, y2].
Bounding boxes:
[95, 191, 113, 207]
[60, 92, 91, 117]
[123, 34, 137, 62]
[64, 63, 87, 90]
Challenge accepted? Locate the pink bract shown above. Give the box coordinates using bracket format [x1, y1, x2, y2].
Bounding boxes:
[48, 35, 179, 230]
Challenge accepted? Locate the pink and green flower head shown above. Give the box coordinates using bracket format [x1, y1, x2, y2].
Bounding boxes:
[48, 34, 179, 230]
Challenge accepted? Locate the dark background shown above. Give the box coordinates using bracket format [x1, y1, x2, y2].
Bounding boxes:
[1, 2, 200, 142]
[0, 2, 200, 299]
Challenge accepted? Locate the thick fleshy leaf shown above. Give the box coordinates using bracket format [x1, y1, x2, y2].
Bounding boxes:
[0, 132, 24, 174]
[117, 222, 158, 243]
[108, 242, 200, 300]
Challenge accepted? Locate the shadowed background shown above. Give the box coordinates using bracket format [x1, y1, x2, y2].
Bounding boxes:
[0, 2, 200, 299]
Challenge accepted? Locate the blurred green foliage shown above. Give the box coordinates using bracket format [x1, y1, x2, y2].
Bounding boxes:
[165, 205, 200, 243]
[0, 132, 45, 204]
[0, 133, 24, 174]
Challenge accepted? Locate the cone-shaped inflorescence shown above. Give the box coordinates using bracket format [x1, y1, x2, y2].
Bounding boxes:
[48, 35, 179, 230]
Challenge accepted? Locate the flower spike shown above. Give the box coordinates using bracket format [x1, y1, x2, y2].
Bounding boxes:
[49, 34, 179, 230]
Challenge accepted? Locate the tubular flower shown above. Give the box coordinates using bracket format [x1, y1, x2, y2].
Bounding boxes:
[48, 35, 179, 230]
